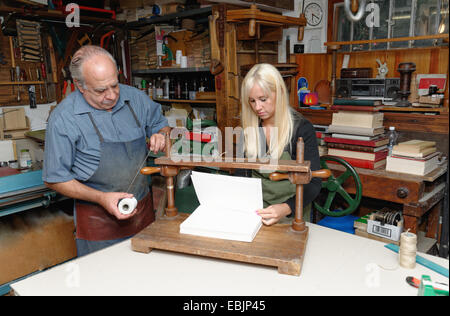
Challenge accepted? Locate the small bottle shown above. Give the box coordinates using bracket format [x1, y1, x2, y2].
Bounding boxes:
[189, 79, 197, 100]
[155, 76, 163, 99]
[162, 76, 170, 99]
[140, 79, 147, 92]
[169, 77, 175, 99]
[152, 79, 157, 98]
[182, 81, 189, 100]
[148, 81, 153, 99]
[19, 149, 32, 170]
[387, 126, 399, 156]
[199, 77, 205, 92]
[175, 78, 181, 99]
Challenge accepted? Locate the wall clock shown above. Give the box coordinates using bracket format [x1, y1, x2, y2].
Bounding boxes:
[304, 2, 324, 28]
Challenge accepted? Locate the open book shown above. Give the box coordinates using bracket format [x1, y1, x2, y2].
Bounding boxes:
[179, 171, 263, 242]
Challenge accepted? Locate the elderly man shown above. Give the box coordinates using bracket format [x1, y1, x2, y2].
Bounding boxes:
[43, 45, 170, 256]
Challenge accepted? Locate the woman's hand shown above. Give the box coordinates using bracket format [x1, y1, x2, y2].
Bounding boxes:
[256, 203, 292, 226]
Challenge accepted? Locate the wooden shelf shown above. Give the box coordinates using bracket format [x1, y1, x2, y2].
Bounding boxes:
[237, 50, 278, 55]
[132, 67, 211, 75]
[154, 98, 216, 104]
[127, 7, 212, 28]
[0, 81, 45, 85]
[0, 6, 125, 25]
[297, 108, 449, 134]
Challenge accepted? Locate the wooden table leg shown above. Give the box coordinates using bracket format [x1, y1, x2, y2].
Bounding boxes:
[403, 213, 419, 234]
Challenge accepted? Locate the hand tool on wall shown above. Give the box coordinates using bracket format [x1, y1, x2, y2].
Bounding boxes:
[36, 68, 43, 100]
[10, 68, 15, 95]
[41, 62, 49, 102]
[15, 65, 21, 102]
[62, 67, 75, 98]
[16, 19, 42, 62]
[28, 85, 36, 108]
[9, 36, 16, 95]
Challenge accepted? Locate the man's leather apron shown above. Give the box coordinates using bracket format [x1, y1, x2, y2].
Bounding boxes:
[75, 102, 154, 241]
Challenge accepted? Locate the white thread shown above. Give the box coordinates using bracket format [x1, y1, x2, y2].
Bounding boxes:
[399, 229, 417, 269]
[118, 197, 138, 215]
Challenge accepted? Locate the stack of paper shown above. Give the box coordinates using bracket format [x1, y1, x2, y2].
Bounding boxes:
[180, 171, 263, 242]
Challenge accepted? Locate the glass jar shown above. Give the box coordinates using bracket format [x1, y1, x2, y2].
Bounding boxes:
[19, 149, 32, 169]
[9, 160, 19, 169]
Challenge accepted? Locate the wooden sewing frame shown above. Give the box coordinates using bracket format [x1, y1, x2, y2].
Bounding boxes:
[131, 135, 331, 276]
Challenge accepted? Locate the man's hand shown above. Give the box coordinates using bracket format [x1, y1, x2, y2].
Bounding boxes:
[149, 132, 166, 154]
[98, 192, 137, 220]
[256, 203, 292, 226]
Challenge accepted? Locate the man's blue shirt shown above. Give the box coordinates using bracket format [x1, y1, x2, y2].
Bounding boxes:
[43, 84, 168, 183]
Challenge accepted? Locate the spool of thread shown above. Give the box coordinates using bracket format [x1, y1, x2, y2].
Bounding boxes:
[399, 230, 417, 269]
[118, 197, 138, 215]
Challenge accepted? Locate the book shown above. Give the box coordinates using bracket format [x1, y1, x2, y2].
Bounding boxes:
[391, 151, 440, 161]
[328, 125, 385, 136]
[330, 105, 383, 112]
[386, 154, 440, 176]
[393, 140, 436, 153]
[328, 156, 387, 169]
[333, 99, 382, 106]
[324, 136, 389, 147]
[392, 146, 437, 158]
[327, 142, 387, 153]
[179, 171, 263, 242]
[328, 148, 388, 161]
[331, 111, 384, 128]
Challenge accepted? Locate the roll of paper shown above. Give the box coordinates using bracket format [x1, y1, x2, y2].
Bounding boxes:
[118, 197, 138, 215]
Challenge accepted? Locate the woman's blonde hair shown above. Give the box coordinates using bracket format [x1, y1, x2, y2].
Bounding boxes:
[240, 63, 293, 160]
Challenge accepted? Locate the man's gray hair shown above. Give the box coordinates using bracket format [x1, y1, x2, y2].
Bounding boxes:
[69, 45, 118, 89]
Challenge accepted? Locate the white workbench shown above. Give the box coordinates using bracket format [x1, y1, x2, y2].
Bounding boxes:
[11, 222, 449, 296]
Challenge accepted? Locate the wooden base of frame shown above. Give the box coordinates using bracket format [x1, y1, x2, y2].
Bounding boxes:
[131, 212, 308, 276]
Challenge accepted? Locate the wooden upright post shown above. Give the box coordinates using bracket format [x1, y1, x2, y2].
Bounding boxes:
[292, 137, 306, 232]
[164, 132, 178, 217]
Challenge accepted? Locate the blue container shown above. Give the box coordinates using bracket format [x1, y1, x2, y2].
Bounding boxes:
[317, 212, 358, 234]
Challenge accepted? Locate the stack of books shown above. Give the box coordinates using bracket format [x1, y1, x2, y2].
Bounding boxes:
[314, 125, 330, 157]
[386, 140, 440, 176]
[325, 108, 388, 169]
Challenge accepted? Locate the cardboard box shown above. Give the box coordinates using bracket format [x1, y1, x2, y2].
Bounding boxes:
[2, 108, 27, 131]
[0, 209, 77, 285]
[367, 218, 403, 242]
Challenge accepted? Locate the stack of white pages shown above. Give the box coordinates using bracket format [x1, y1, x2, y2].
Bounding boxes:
[180, 171, 263, 242]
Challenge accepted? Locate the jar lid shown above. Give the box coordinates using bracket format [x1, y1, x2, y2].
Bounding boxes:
[21, 149, 29, 152]
[9, 160, 17, 162]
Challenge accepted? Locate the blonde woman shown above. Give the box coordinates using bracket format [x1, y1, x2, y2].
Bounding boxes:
[238, 63, 321, 225]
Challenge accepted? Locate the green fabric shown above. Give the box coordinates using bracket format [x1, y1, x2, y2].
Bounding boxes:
[252, 151, 296, 208]
[175, 185, 199, 214]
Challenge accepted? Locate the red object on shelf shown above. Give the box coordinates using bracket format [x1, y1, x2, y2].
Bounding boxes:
[327, 156, 386, 170]
[63, 4, 116, 19]
[185, 132, 212, 143]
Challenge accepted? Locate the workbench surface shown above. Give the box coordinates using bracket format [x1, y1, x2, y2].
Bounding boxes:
[11, 222, 449, 296]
